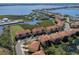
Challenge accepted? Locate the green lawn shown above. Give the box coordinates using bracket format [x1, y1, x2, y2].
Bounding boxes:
[11, 25, 24, 38]
[19, 24, 38, 30]
[38, 19, 56, 27]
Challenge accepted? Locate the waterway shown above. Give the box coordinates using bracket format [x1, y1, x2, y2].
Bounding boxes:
[0, 4, 79, 36]
[20, 18, 42, 25]
[51, 8, 79, 17]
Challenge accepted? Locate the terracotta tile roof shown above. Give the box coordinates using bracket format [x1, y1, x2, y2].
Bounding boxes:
[38, 29, 79, 43]
[46, 26, 54, 31]
[16, 29, 31, 36]
[28, 41, 40, 52]
[25, 29, 31, 33]
[50, 29, 79, 41]
[38, 34, 51, 43]
[32, 27, 45, 34]
[32, 50, 45, 55]
[16, 30, 25, 36]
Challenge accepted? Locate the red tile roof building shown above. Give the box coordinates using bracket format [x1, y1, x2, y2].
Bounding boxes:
[32, 27, 45, 35]
[28, 41, 40, 52]
[71, 21, 79, 28]
[16, 29, 31, 37]
[38, 28, 79, 43]
[23, 40, 45, 55]
[38, 35, 51, 43]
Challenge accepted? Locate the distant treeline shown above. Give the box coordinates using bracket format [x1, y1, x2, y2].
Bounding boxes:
[0, 3, 79, 6]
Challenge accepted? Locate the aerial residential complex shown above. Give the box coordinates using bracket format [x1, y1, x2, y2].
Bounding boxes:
[0, 3, 79, 55]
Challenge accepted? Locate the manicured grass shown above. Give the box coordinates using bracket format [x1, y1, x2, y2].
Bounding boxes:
[19, 24, 39, 30]
[39, 19, 56, 27]
[11, 25, 24, 38]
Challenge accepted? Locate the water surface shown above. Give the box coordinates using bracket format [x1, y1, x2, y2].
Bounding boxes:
[0, 4, 79, 36]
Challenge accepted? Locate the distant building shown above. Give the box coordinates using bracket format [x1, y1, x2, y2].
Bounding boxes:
[1, 18, 9, 23]
[71, 21, 79, 28]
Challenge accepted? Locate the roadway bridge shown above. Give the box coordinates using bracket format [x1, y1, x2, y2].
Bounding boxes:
[33, 6, 79, 11]
[0, 20, 24, 26]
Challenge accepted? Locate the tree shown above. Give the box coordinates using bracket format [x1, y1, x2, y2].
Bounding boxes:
[63, 44, 77, 52]
[46, 44, 56, 55]
[75, 32, 79, 36]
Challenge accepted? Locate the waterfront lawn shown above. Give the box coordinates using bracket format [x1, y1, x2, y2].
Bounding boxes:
[20, 19, 56, 30]
[19, 24, 38, 30]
